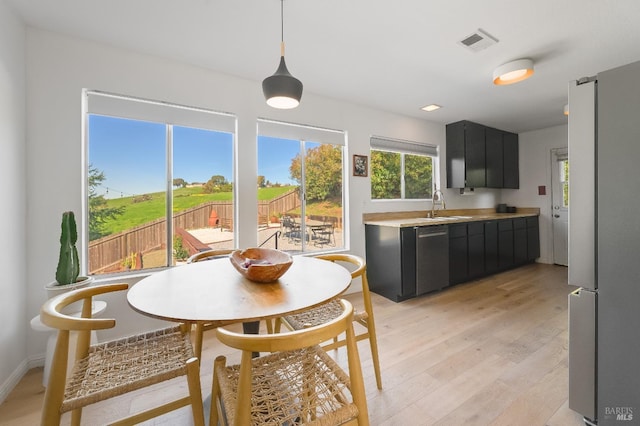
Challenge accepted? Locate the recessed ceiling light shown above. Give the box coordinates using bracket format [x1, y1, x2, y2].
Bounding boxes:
[493, 59, 534, 85]
[421, 104, 441, 112]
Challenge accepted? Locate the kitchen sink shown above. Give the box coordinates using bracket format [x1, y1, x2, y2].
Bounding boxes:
[424, 215, 474, 221]
[410, 215, 474, 224]
[412, 217, 451, 223]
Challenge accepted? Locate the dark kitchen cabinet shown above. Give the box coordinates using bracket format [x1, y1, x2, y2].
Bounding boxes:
[485, 127, 504, 188]
[484, 221, 499, 274]
[365, 225, 417, 302]
[449, 223, 468, 285]
[513, 218, 528, 264]
[485, 127, 520, 189]
[503, 131, 519, 188]
[465, 123, 486, 188]
[527, 216, 540, 260]
[467, 222, 485, 278]
[446, 122, 465, 189]
[498, 219, 514, 269]
[446, 121, 486, 188]
[446, 120, 519, 189]
[366, 215, 540, 302]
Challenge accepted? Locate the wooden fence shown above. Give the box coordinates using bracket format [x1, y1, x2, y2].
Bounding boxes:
[89, 201, 233, 273]
[258, 188, 301, 219]
[89, 190, 301, 273]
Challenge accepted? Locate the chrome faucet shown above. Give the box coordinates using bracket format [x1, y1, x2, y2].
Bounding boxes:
[430, 187, 446, 217]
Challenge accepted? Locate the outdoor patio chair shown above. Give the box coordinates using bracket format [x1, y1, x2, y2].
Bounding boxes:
[281, 215, 302, 242]
[313, 222, 335, 247]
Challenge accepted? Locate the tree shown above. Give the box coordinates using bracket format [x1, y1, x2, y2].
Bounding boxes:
[88, 165, 125, 240]
[203, 175, 232, 193]
[405, 154, 433, 199]
[257, 175, 266, 188]
[370, 151, 432, 199]
[370, 150, 401, 199]
[290, 144, 342, 202]
[173, 178, 187, 188]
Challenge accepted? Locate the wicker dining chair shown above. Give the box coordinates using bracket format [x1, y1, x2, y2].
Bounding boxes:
[187, 249, 262, 359]
[39, 283, 204, 426]
[275, 253, 383, 390]
[211, 299, 369, 425]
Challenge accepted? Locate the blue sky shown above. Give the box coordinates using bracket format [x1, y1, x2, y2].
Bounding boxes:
[89, 115, 301, 198]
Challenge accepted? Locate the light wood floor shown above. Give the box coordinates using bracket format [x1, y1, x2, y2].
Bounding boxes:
[0, 263, 585, 425]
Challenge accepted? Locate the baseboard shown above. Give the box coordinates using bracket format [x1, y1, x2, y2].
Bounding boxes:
[0, 359, 28, 404]
[0, 354, 45, 404]
[28, 353, 45, 369]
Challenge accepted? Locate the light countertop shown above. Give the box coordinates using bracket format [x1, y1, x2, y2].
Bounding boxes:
[363, 208, 539, 228]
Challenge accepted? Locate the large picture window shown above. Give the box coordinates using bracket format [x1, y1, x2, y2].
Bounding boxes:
[85, 91, 236, 276]
[257, 119, 345, 253]
[370, 136, 437, 200]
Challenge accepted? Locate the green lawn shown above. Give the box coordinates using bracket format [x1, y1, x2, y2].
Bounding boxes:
[100, 186, 296, 235]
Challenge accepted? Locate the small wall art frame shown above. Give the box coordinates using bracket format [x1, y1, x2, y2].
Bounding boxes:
[353, 154, 368, 177]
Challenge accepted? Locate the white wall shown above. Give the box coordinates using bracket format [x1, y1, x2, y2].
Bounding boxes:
[19, 26, 563, 378]
[502, 124, 568, 264]
[0, 1, 27, 402]
[23, 28, 448, 360]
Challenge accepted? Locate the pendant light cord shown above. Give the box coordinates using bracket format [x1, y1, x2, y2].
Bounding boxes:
[280, 0, 285, 57]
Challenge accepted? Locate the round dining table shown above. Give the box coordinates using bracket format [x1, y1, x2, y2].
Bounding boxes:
[127, 255, 352, 326]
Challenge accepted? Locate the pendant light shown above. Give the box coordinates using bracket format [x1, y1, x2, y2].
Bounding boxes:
[262, 0, 303, 109]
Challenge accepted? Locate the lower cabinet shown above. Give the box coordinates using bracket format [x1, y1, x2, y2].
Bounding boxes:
[498, 219, 514, 269]
[527, 216, 540, 260]
[364, 225, 416, 302]
[449, 217, 539, 286]
[366, 216, 541, 302]
[484, 221, 499, 274]
[449, 224, 468, 285]
[513, 218, 528, 265]
[467, 222, 485, 279]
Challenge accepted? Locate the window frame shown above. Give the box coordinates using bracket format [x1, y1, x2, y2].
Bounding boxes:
[369, 136, 438, 201]
[83, 90, 237, 276]
[257, 118, 347, 253]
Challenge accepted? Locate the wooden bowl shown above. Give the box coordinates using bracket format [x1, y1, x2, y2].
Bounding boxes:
[230, 248, 293, 283]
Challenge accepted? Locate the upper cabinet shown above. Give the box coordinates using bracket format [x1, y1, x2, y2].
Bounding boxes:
[446, 120, 519, 189]
[502, 131, 519, 188]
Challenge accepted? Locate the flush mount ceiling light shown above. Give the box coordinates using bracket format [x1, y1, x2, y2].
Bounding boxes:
[262, 0, 303, 109]
[421, 104, 441, 112]
[493, 59, 534, 85]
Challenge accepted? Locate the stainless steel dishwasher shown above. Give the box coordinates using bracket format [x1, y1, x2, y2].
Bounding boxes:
[416, 225, 449, 295]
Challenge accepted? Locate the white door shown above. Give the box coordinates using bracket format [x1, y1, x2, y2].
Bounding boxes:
[551, 148, 569, 266]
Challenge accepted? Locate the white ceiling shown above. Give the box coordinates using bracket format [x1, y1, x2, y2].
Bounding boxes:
[7, 0, 640, 133]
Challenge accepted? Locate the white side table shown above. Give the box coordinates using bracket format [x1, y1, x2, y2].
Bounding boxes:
[30, 301, 107, 386]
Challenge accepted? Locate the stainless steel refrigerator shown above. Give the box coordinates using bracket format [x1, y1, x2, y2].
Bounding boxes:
[568, 60, 640, 425]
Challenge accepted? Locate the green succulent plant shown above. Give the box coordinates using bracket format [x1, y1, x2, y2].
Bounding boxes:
[55, 211, 80, 285]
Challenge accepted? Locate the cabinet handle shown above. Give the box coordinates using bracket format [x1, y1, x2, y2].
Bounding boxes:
[418, 232, 448, 238]
[554, 214, 560, 218]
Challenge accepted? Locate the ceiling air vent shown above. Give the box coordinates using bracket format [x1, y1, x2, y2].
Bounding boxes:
[458, 29, 498, 52]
